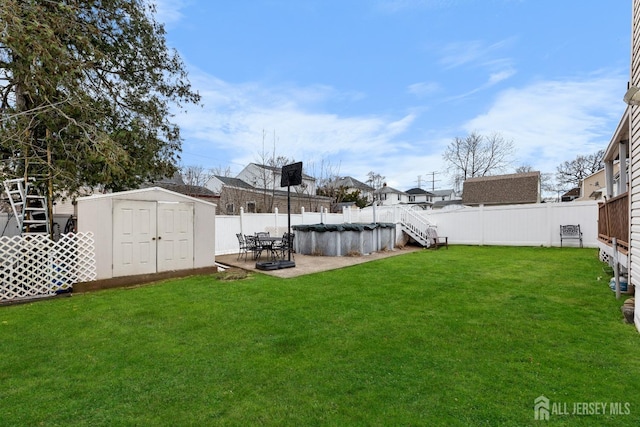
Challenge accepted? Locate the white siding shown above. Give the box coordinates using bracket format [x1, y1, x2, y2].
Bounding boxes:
[631, 0, 640, 331]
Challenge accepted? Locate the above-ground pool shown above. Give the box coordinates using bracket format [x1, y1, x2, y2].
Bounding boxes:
[292, 223, 396, 256]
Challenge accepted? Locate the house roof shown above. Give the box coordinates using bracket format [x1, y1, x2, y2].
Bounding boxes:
[331, 176, 374, 191]
[143, 173, 218, 199]
[146, 182, 219, 199]
[214, 175, 256, 190]
[562, 187, 581, 198]
[374, 185, 407, 195]
[405, 187, 434, 195]
[214, 174, 332, 201]
[462, 172, 540, 205]
[432, 199, 464, 209]
[432, 189, 455, 197]
[250, 163, 315, 181]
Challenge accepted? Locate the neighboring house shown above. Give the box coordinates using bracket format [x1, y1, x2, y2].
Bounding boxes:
[147, 172, 219, 201]
[373, 184, 409, 206]
[327, 176, 375, 203]
[576, 165, 622, 202]
[431, 189, 458, 202]
[576, 169, 606, 201]
[405, 187, 434, 208]
[205, 173, 331, 215]
[561, 187, 581, 202]
[236, 163, 317, 195]
[205, 175, 259, 214]
[462, 172, 541, 206]
[432, 199, 464, 210]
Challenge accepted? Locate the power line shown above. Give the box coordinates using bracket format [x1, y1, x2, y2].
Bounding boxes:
[426, 171, 441, 192]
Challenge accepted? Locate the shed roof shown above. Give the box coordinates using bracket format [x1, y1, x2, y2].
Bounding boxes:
[77, 187, 218, 207]
[462, 172, 540, 205]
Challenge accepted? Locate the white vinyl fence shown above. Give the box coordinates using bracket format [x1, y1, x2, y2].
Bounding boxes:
[424, 201, 598, 248]
[215, 202, 599, 255]
[0, 232, 96, 302]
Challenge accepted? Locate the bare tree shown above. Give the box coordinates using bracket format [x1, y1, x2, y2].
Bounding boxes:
[252, 130, 295, 212]
[209, 165, 232, 177]
[306, 158, 343, 210]
[556, 149, 604, 188]
[443, 132, 514, 190]
[366, 171, 386, 190]
[181, 165, 213, 187]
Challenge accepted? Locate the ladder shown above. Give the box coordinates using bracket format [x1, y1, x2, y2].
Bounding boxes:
[3, 178, 50, 236]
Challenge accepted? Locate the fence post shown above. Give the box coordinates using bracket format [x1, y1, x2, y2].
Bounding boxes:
[274, 207, 279, 234]
[239, 207, 245, 235]
[479, 204, 485, 246]
[613, 238, 621, 300]
[301, 206, 305, 224]
[546, 203, 552, 247]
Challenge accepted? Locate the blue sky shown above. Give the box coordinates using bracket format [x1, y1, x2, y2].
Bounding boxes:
[155, 0, 630, 191]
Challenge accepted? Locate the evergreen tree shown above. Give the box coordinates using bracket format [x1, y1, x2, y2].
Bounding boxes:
[0, 0, 200, 197]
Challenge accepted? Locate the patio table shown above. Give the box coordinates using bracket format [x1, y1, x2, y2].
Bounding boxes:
[257, 236, 284, 261]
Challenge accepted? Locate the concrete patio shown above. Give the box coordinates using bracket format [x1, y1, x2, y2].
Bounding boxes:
[215, 245, 421, 278]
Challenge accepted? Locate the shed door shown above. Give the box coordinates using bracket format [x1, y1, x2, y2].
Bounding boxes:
[113, 200, 157, 277]
[157, 202, 194, 272]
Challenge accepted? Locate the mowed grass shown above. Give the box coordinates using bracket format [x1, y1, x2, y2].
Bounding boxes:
[0, 246, 638, 426]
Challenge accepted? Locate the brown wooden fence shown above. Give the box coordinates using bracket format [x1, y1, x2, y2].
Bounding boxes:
[598, 193, 629, 252]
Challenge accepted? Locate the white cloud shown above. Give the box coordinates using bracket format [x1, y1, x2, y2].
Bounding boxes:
[439, 38, 516, 70]
[464, 72, 626, 173]
[151, 0, 188, 26]
[407, 81, 441, 97]
[174, 69, 626, 190]
[175, 71, 419, 179]
[487, 68, 516, 85]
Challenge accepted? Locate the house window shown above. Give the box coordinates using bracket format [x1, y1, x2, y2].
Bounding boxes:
[409, 196, 415, 202]
[246, 201, 256, 213]
[226, 203, 235, 215]
[397, 194, 401, 201]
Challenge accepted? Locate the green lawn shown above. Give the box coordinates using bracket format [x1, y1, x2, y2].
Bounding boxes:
[1, 246, 638, 426]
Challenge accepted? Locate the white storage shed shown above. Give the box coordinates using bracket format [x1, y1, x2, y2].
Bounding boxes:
[76, 187, 216, 280]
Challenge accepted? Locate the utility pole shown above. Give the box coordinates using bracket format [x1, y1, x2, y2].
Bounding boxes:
[426, 171, 441, 191]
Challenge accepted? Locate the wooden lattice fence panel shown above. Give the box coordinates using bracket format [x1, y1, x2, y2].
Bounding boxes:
[0, 232, 96, 302]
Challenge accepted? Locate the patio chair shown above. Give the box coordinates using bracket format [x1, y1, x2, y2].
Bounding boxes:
[244, 235, 263, 260]
[277, 232, 295, 260]
[235, 233, 248, 260]
[426, 227, 448, 249]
